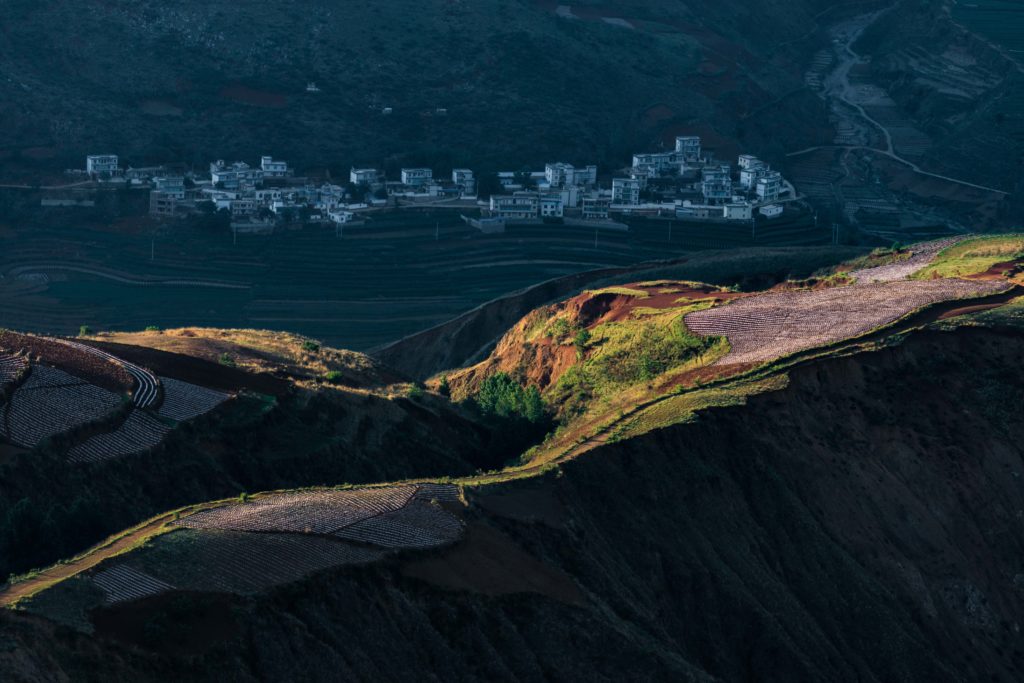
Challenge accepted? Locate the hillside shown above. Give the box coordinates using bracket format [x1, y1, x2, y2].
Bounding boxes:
[3, 325, 1024, 681]
[1, 236, 1023, 680]
[0, 0, 840, 178]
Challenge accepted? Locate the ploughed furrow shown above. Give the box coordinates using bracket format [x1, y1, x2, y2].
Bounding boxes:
[333, 499, 464, 549]
[137, 529, 389, 595]
[91, 564, 174, 604]
[174, 486, 419, 535]
[58, 340, 161, 408]
[413, 482, 461, 502]
[157, 377, 230, 421]
[66, 410, 171, 464]
[849, 236, 962, 283]
[685, 278, 1008, 366]
[0, 354, 28, 388]
[1, 366, 121, 448]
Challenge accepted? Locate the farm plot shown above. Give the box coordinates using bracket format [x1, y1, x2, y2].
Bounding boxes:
[1, 365, 121, 448]
[175, 486, 419, 535]
[849, 237, 963, 283]
[333, 499, 464, 550]
[157, 376, 230, 422]
[0, 353, 28, 387]
[685, 278, 1008, 366]
[90, 564, 174, 604]
[58, 340, 161, 408]
[133, 529, 388, 596]
[0, 331, 132, 392]
[66, 410, 172, 464]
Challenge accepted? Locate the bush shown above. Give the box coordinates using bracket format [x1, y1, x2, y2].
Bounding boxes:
[408, 384, 425, 399]
[324, 370, 343, 383]
[78, 325, 92, 337]
[301, 340, 321, 353]
[573, 328, 592, 359]
[438, 376, 451, 397]
[218, 353, 237, 368]
[145, 326, 161, 332]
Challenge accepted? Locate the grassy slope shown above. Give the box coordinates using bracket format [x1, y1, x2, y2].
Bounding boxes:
[913, 234, 1024, 279]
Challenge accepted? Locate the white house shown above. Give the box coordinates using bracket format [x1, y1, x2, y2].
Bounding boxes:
[152, 176, 185, 199]
[675, 136, 702, 163]
[260, 156, 290, 178]
[349, 168, 380, 186]
[759, 204, 784, 219]
[86, 155, 119, 176]
[210, 160, 264, 190]
[756, 171, 783, 203]
[701, 166, 732, 204]
[539, 194, 564, 218]
[724, 202, 753, 220]
[582, 197, 611, 220]
[490, 193, 540, 220]
[452, 169, 475, 194]
[400, 168, 433, 186]
[611, 178, 641, 205]
[632, 152, 682, 177]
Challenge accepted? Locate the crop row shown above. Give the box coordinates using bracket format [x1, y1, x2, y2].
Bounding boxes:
[175, 486, 419, 535]
[685, 278, 1008, 366]
[156, 376, 230, 422]
[849, 237, 963, 283]
[1, 366, 121, 448]
[0, 331, 133, 392]
[0, 354, 28, 387]
[139, 530, 389, 596]
[58, 340, 161, 408]
[91, 564, 174, 604]
[66, 410, 172, 464]
[333, 499, 464, 550]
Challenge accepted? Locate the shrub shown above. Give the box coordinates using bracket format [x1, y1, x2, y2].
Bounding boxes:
[438, 376, 451, 397]
[144, 326, 161, 332]
[573, 328, 592, 359]
[408, 384, 425, 399]
[218, 353, 237, 367]
[78, 325, 92, 337]
[324, 370, 344, 383]
[301, 340, 321, 353]
[238, 492, 250, 503]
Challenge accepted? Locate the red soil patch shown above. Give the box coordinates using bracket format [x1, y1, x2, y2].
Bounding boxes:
[219, 84, 288, 109]
[0, 332, 132, 392]
[401, 522, 584, 604]
[660, 361, 756, 392]
[962, 259, 1023, 282]
[80, 339, 290, 396]
[937, 303, 1007, 320]
[571, 282, 746, 327]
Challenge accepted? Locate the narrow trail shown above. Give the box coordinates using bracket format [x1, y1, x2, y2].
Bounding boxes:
[0, 510, 186, 607]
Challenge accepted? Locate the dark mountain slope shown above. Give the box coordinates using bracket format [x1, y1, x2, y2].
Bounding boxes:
[4, 326, 1022, 681]
[0, 0, 843, 176]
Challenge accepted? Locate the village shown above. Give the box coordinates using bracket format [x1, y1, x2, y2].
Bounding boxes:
[77, 135, 795, 234]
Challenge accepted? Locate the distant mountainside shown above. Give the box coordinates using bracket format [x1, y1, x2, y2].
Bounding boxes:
[0, 0, 841, 176]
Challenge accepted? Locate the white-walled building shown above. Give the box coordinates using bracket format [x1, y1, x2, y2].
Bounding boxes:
[400, 168, 433, 186]
[724, 202, 753, 220]
[632, 151, 682, 177]
[490, 193, 540, 220]
[611, 178, 641, 205]
[349, 168, 380, 186]
[675, 136, 702, 163]
[152, 176, 185, 199]
[759, 204, 784, 219]
[756, 171, 783, 203]
[260, 156, 291, 178]
[452, 168, 476, 194]
[702, 165, 732, 204]
[582, 197, 611, 220]
[86, 155, 119, 176]
[545, 162, 598, 188]
[539, 194, 564, 218]
[210, 160, 264, 190]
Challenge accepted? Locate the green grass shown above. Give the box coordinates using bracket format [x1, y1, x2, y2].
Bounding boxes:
[913, 234, 1024, 280]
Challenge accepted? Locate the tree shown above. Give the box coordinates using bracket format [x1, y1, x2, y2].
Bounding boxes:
[573, 328, 592, 359]
[438, 376, 451, 398]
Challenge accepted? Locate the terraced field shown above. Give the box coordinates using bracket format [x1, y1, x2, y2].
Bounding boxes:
[66, 410, 171, 464]
[0, 365, 122, 448]
[156, 377, 230, 422]
[685, 278, 1008, 365]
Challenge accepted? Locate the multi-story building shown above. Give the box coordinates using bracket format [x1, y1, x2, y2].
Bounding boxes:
[489, 193, 540, 220]
[724, 202, 753, 220]
[675, 136, 702, 163]
[210, 161, 264, 190]
[452, 169, 476, 195]
[739, 161, 769, 191]
[260, 156, 290, 178]
[400, 168, 433, 187]
[539, 194, 564, 218]
[349, 168, 380, 186]
[756, 171, 783, 203]
[701, 165, 732, 204]
[86, 155, 120, 177]
[611, 178, 641, 205]
[582, 197, 611, 220]
[632, 151, 682, 177]
[544, 163, 597, 188]
[152, 176, 185, 199]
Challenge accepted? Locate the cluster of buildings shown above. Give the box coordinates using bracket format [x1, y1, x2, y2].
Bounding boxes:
[81, 133, 791, 232]
[484, 136, 791, 224]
